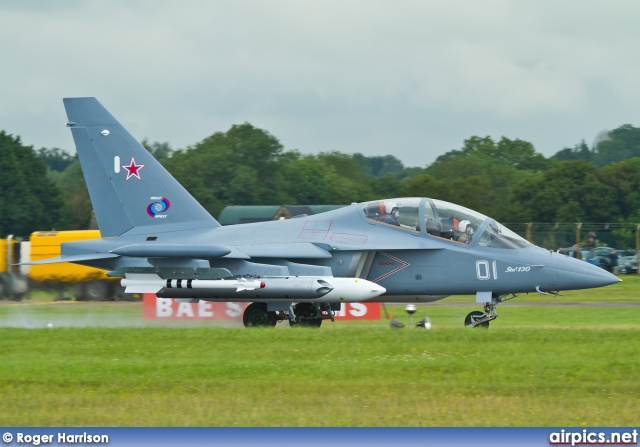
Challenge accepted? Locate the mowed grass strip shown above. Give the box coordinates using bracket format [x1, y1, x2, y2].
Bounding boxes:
[1, 306, 639, 427]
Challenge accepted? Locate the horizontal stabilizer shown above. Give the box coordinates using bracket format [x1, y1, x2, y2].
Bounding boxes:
[18, 252, 120, 266]
[111, 244, 231, 258]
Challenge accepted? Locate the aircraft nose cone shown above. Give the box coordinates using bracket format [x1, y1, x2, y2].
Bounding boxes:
[594, 265, 622, 286]
[586, 264, 621, 287]
[548, 252, 622, 290]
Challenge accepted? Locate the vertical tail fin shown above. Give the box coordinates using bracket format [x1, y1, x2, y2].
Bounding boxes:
[63, 98, 219, 236]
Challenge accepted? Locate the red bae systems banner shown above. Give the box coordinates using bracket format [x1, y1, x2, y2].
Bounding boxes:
[142, 294, 381, 321]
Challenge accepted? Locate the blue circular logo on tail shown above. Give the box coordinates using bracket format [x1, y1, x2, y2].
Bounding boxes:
[147, 197, 171, 217]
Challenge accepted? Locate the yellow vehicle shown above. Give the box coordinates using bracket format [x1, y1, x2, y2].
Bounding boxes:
[0, 236, 28, 300]
[1, 231, 134, 301]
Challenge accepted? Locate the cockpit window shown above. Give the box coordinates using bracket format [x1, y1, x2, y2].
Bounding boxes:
[477, 220, 532, 249]
[426, 199, 488, 244]
[362, 198, 421, 232]
[361, 197, 529, 250]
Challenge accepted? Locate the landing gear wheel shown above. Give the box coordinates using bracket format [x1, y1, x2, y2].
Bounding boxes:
[112, 285, 136, 302]
[464, 310, 490, 328]
[289, 303, 322, 328]
[243, 303, 276, 327]
[84, 281, 110, 301]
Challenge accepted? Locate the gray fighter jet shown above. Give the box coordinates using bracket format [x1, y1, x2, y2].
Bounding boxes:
[26, 98, 620, 328]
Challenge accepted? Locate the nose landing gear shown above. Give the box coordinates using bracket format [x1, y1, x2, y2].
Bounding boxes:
[464, 309, 492, 328]
[464, 293, 517, 328]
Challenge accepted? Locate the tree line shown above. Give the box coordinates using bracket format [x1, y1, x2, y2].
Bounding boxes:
[2, 123, 640, 248]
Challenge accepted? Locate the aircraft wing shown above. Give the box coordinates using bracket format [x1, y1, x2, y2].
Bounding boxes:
[19, 242, 335, 266]
[108, 242, 336, 259]
[106, 242, 332, 259]
[18, 252, 120, 266]
[111, 242, 334, 259]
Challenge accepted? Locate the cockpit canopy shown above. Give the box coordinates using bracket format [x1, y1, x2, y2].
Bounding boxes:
[361, 198, 532, 249]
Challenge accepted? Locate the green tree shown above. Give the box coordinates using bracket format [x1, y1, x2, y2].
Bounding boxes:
[371, 174, 404, 199]
[505, 160, 620, 223]
[399, 174, 450, 200]
[592, 125, 640, 168]
[37, 147, 75, 172]
[611, 208, 640, 249]
[317, 152, 372, 201]
[141, 139, 173, 162]
[52, 159, 93, 230]
[0, 132, 69, 236]
[165, 123, 290, 216]
[280, 155, 355, 204]
[422, 136, 549, 219]
[552, 140, 592, 163]
[597, 158, 640, 219]
[352, 153, 407, 178]
[433, 136, 552, 171]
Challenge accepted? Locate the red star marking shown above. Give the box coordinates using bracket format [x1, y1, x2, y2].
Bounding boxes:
[122, 156, 145, 181]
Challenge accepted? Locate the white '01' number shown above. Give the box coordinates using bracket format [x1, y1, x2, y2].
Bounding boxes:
[476, 260, 498, 280]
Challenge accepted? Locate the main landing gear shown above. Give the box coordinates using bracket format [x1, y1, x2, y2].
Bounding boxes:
[288, 303, 323, 328]
[242, 303, 277, 327]
[242, 302, 336, 328]
[464, 293, 517, 328]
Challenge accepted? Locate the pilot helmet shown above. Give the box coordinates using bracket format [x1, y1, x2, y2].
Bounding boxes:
[458, 219, 472, 233]
[383, 201, 399, 216]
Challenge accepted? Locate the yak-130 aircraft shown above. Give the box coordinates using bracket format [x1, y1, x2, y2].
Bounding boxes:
[24, 98, 620, 328]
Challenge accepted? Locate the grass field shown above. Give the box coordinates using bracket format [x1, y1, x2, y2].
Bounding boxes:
[0, 276, 638, 427]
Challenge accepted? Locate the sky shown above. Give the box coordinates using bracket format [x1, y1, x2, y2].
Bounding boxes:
[1, 0, 639, 168]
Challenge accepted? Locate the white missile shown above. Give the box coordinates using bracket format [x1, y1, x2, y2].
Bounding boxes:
[122, 274, 386, 302]
[315, 277, 387, 302]
[121, 274, 263, 294]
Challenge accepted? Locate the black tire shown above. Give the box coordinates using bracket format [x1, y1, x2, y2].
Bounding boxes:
[0, 276, 7, 300]
[243, 303, 275, 327]
[8, 275, 28, 301]
[464, 310, 489, 328]
[289, 302, 322, 328]
[84, 281, 110, 301]
[111, 284, 137, 301]
[73, 283, 87, 301]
